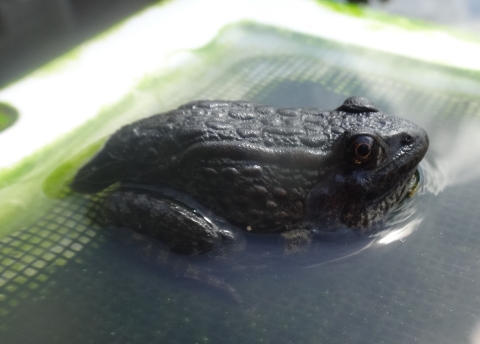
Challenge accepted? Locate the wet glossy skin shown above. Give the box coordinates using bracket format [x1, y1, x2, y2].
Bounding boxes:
[71, 97, 429, 255]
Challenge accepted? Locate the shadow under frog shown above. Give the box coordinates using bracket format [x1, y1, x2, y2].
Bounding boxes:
[71, 97, 428, 301]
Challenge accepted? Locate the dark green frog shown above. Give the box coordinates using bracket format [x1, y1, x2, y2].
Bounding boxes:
[71, 97, 428, 256]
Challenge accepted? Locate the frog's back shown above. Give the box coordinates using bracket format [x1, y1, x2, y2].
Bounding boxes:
[73, 101, 328, 191]
[72, 101, 392, 187]
[144, 100, 391, 150]
[71, 99, 395, 194]
[121, 100, 339, 156]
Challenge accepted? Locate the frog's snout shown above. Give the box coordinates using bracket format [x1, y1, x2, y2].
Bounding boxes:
[408, 126, 429, 160]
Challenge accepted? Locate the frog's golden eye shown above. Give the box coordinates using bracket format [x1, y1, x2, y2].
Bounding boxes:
[346, 135, 378, 166]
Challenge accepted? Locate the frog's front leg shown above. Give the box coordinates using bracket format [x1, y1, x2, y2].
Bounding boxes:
[102, 187, 238, 255]
[280, 228, 314, 255]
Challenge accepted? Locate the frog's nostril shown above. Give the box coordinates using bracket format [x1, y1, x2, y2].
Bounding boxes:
[401, 133, 413, 145]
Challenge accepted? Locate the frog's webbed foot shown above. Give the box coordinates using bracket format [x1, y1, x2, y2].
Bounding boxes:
[102, 187, 238, 255]
[183, 265, 243, 303]
[123, 232, 243, 303]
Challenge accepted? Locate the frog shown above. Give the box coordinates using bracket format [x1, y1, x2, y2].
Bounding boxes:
[71, 97, 429, 257]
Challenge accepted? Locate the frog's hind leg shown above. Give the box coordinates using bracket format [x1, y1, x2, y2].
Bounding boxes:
[183, 265, 243, 303]
[124, 232, 243, 303]
[102, 187, 223, 255]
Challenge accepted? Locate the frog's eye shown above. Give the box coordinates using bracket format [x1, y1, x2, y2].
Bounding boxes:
[346, 135, 379, 166]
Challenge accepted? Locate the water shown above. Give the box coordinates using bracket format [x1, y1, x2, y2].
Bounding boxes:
[1, 22, 480, 344]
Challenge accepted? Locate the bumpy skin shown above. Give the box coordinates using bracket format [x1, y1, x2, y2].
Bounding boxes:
[72, 97, 429, 254]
